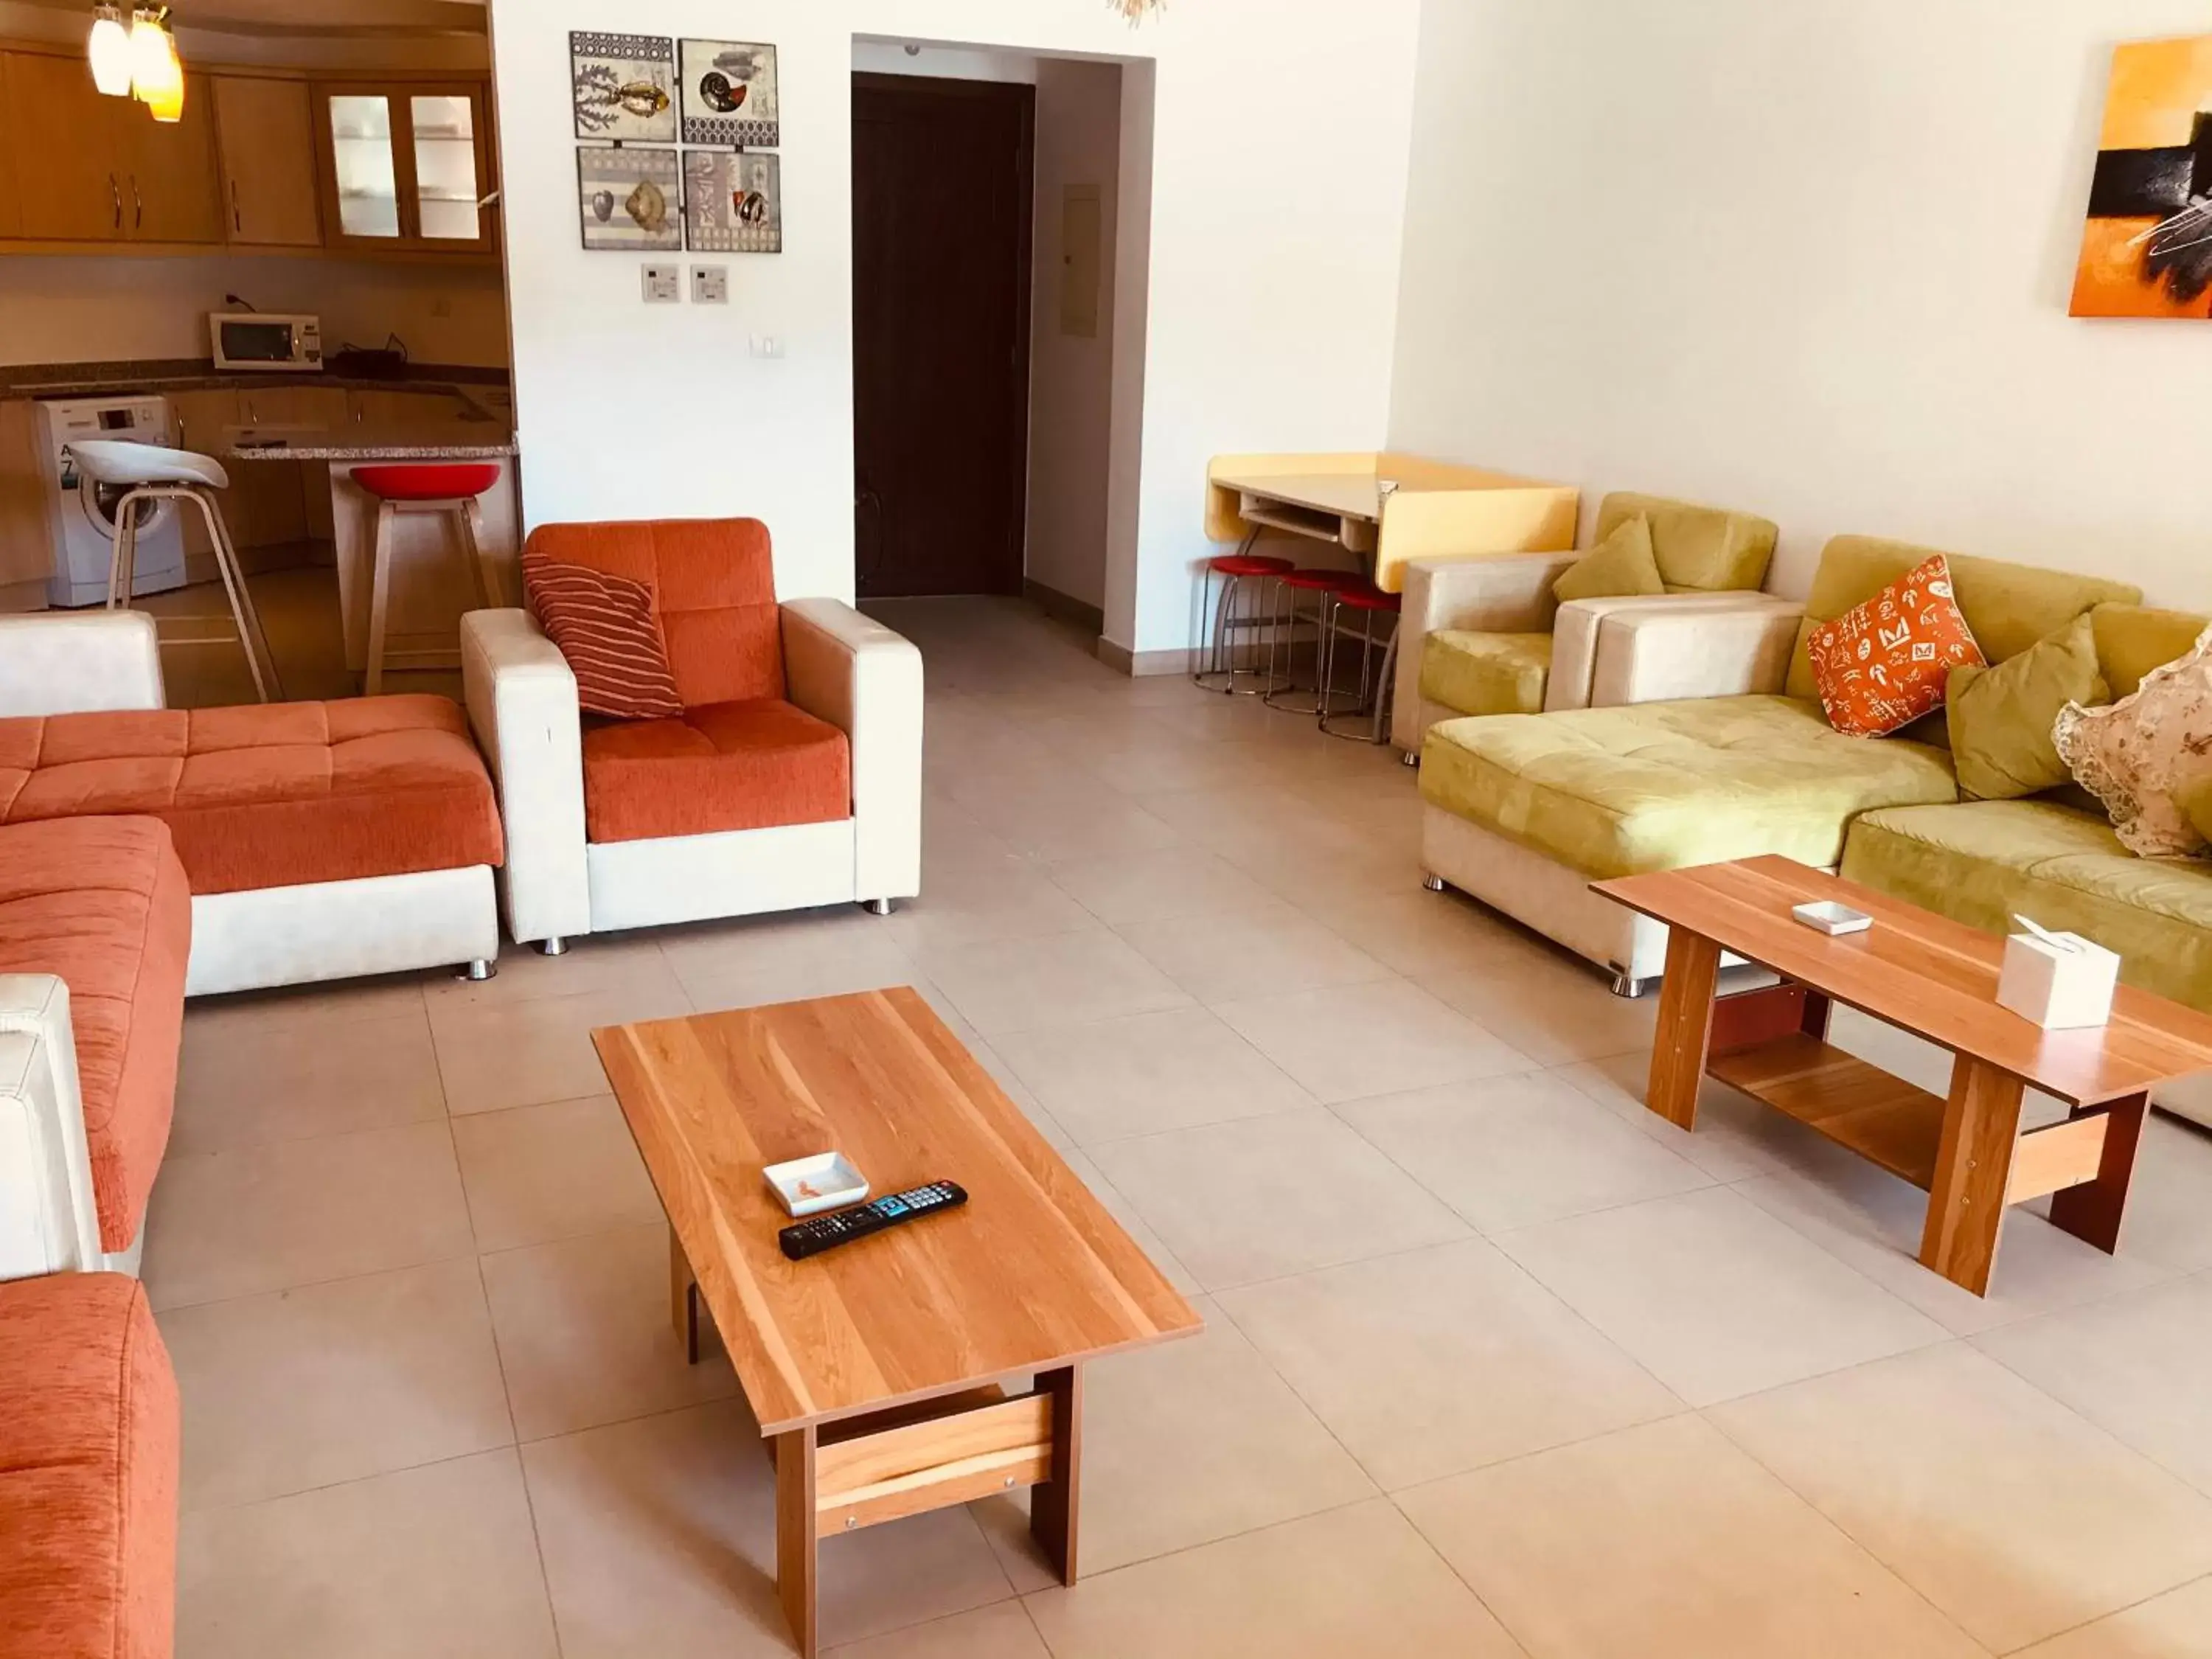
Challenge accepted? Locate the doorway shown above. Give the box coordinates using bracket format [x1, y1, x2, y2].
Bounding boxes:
[852, 72, 1034, 599]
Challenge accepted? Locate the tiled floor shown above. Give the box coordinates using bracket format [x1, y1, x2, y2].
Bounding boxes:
[153, 597, 2212, 1658]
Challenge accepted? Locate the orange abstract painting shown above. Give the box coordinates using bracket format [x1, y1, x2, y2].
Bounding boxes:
[2073, 35, 2212, 319]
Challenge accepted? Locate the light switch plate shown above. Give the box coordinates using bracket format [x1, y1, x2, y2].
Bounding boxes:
[641, 264, 681, 304]
[750, 334, 785, 358]
[691, 265, 729, 304]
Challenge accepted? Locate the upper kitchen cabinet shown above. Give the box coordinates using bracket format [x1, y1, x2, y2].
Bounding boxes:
[0, 49, 222, 245]
[314, 81, 495, 255]
[213, 75, 322, 247]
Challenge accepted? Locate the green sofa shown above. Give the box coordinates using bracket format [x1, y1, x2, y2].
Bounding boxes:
[1418, 537, 2212, 1127]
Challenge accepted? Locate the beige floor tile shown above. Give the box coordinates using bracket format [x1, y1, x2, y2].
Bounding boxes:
[1023, 1499, 1523, 1659]
[1118, 902, 1393, 1003]
[1398, 1415, 1983, 1658]
[1041, 844, 1280, 928]
[164, 1256, 512, 1512]
[1214, 978, 1533, 1104]
[1339, 1070, 1714, 1233]
[879, 859, 1096, 953]
[177, 1449, 558, 1659]
[173, 1007, 446, 1154]
[1089, 1108, 1470, 1289]
[430, 984, 692, 1115]
[453, 1095, 666, 1253]
[1554, 1048, 1872, 1182]
[182, 972, 428, 1039]
[523, 1400, 1015, 1656]
[989, 1006, 1314, 1145]
[425, 931, 686, 1009]
[825, 1601, 1048, 1659]
[1424, 953, 1659, 1066]
[1736, 1158, 2176, 1338]
[953, 780, 1183, 863]
[1218, 1239, 1680, 1489]
[971, 1296, 1374, 1585]
[1974, 1274, 2212, 1498]
[2091, 1115, 2212, 1274]
[145, 1120, 474, 1311]
[1493, 1186, 1946, 1405]
[656, 908, 917, 1006]
[2012, 1576, 2212, 1658]
[480, 1221, 740, 1440]
[1710, 1343, 2212, 1652]
[915, 928, 1192, 1036]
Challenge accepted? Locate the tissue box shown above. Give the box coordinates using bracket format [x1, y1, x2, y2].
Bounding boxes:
[1997, 931, 2120, 1029]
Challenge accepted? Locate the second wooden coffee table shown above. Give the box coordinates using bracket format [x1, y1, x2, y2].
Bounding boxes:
[592, 986, 1201, 1658]
[1596, 857, 2212, 1297]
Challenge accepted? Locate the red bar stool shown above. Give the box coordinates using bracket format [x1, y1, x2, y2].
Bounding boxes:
[1318, 584, 1403, 742]
[1262, 568, 1364, 716]
[353, 462, 501, 695]
[1192, 547, 1294, 695]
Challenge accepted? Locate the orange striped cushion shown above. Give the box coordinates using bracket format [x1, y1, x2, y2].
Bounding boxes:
[522, 554, 685, 720]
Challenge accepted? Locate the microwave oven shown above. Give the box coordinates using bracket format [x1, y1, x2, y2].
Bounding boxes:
[209, 313, 323, 372]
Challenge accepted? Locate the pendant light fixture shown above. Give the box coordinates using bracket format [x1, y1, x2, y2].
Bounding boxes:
[128, 5, 185, 123]
[87, 1, 132, 97]
[1108, 0, 1163, 20]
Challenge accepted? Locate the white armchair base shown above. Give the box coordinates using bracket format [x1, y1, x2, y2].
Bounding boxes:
[586, 822, 859, 935]
[0, 976, 108, 1280]
[187, 866, 501, 998]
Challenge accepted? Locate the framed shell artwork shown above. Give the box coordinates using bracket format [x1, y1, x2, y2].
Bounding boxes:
[577, 145, 682, 251]
[570, 32, 677, 143]
[680, 39, 779, 147]
[685, 150, 782, 254]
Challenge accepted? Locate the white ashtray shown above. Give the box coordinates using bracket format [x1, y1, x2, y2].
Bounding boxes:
[764, 1152, 869, 1218]
[1792, 900, 1871, 937]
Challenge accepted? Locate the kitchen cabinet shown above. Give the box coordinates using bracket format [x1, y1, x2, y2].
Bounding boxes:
[212, 76, 321, 247]
[0, 402, 50, 605]
[0, 49, 221, 244]
[313, 81, 495, 255]
[0, 58, 23, 238]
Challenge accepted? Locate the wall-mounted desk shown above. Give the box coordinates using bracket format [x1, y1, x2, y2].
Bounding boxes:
[1205, 452, 1579, 591]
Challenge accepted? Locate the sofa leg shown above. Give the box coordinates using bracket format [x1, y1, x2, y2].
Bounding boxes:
[456, 958, 496, 982]
[1422, 874, 1447, 894]
[860, 898, 894, 917]
[1401, 749, 1420, 768]
[538, 936, 569, 957]
[1610, 972, 1648, 1000]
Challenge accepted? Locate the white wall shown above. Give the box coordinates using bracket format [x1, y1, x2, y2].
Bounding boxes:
[1389, 0, 2212, 611]
[487, 0, 1424, 651]
[1026, 56, 1120, 613]
[0, 254, 511, 367]
[850, 40, 1034, 83]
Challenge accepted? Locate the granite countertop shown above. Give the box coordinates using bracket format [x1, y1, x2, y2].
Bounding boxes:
[218, 425, 517, 461]
[0, 358, 510, 402]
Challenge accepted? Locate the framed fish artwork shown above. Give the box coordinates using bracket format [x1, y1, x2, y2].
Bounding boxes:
[679, 39, 780, 147]
[570, 32, 677, 143]
[684, 150, 782, 254]
[577, 146, 681, 251]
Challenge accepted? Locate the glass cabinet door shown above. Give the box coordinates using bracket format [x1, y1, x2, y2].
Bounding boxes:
[327, 93, 401, 239]
[408, 93, 481, 242]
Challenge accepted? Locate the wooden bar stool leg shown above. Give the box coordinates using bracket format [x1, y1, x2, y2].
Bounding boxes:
[365, 500, 399, 698]
[108, 487, 146, 611]
[458, 496, 495, 609]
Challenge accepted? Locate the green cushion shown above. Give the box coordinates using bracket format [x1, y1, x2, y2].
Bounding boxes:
[1419, 695, 1958, 880]
[1843, 799, 2212, 1015]
[1784, 538, 2143, 702]
[1552, 516, 1663, 604]
[2090, 603, 2209, 698]
[1946, 613, 2109, 801]
[1420, 631, 1554, 717]
[1591, 493, 1778, 593]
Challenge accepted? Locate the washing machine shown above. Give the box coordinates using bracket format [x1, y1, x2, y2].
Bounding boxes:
[38, 394, 188, 608]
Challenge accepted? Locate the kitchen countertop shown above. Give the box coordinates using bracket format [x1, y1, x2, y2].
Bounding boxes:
[0, 358, 510, 402]
[218, 425, 517, 461]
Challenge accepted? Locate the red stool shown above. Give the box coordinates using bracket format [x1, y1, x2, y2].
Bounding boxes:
[1318, 584, 1403, 742]
[1262, 568, 1364, 716]
[1193, 548, 1294, 695]
[353, 462, 502, 695]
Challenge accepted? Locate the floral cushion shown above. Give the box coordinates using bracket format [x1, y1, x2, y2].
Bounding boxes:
[1807, 553, 1986, 737]
[2054, 622, 2212, 857]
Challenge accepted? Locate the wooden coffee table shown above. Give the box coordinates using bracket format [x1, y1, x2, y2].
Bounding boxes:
[591, 986, 1202, 1658]
[1595, 857, 2212, 1297]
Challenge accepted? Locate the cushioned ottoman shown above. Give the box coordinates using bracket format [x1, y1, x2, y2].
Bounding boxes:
[0, 818, 188, 1255]
[0, 1272, 177, 1659]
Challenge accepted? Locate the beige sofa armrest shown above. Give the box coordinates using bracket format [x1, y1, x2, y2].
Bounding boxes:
[0, 612, 165, 716]
[461, 609, 591, 945]
[0, 975, 105, 1281]
[1550, 593, 1798, 712]
[781, 599, 925, 905]
[1585, 598, 1804, 708]
[1392, 552, 1579, 751]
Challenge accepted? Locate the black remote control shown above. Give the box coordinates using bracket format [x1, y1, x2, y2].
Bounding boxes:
[779, 1181, 967, 1261]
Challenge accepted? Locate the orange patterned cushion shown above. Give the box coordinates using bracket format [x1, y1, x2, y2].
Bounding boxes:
[523, 554, 686, 720]
[1807, 554, 1986, 737]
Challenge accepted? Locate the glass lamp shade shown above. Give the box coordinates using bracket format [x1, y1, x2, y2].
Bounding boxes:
[145, 71, 185, 122]
[88, 6, 133, 97]
[129, 10, 182, 108]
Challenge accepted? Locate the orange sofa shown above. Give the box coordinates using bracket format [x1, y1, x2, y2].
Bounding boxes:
[0, 1271, 178, 1659]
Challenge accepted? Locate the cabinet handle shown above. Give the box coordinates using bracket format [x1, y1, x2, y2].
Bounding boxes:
[230, 179, 242, 235]
[109, 173, 122, 231]
[131, 175, 143, 232]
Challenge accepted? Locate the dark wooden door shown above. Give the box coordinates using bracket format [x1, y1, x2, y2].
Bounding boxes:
[852, 73, 1034, 598]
